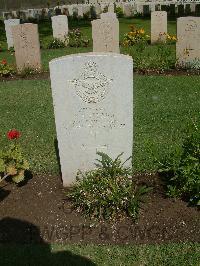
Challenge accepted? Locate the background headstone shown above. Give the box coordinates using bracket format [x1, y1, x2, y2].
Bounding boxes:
[100, 12, 117, 19]
[92, 18, 119, 53]
[108, 3, 114, 13]
[51, 15, 68, 42]
[49, 53, 133, 186]
[176, 17, 200, 67]
[151, 11, 167, 43]
[12, 23, 41, 72]
[4, 19, 20, 49]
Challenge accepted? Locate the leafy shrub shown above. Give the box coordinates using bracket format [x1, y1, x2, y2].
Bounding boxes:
[67, 28, 90, 48]
[115, 6, 124, 18]
[19, 67, 41, 77]
[158, 123, 200, 206]
[0, 130, 29, 184]
[72, 10, 78, 20]
[0, 59, 15, 77]
[158, 32, 177, 44]
[46, 38, 66, 49]
[124, 43, 175, 72]
[123, 25, 150, 46]
[178, 59, 200, 71]
[0, 43, 2, 52]
[67, 152, 150, 221]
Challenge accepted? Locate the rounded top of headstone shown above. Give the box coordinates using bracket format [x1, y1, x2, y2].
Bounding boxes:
[49, 52, 133, 66]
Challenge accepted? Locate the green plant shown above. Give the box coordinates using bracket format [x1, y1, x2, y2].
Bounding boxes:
[0, 130, 29, 184]
[115, 6, 124, 18]
[158, 122, 200, 206]
[67, 152, 150, 221]
[183, 60, 200, 70]
[19, 67, 40, 77]
[90, 5, 97, 19]
[67, 28, 89, 48]
[0, 59, 15, 77]
[46, 37, 66, 49]
[128, 43, 175, 72]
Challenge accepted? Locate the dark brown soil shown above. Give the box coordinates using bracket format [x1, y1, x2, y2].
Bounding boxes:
[0, 174, 199, 244]
[0, 72, 50, 82]
[0, 69, 200, 82]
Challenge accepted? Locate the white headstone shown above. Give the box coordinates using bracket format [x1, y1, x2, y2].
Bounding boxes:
[12, 23, 41, 72]
[176, 17, 200, 67]
[4, 19, 20, 49]
[51, 15, 68, 42]
[151, 11, 167, 43]
[92, 18, 119, 53]
[78, 5, 83, 18]
[108, 3, 114, 13]
[95, 4, 102, 16]
[123, 3, 134, 17]
[100, 12, 117, 19]
[49, 53, 133, 186]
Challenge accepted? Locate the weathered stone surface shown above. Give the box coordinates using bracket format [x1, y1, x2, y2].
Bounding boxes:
[151, 11, 167, 43]
[4, 19, 20, 49]
[12, 23, 41, 72]
[92, 18, 119, 53]
[49, 53, 133, 186]
[108, 3, 114, 13]
[176, 17, 200, 66]
[51, 15, 68, 42]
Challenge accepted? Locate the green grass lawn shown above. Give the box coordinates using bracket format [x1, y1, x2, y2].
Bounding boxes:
[0, 18, 177, 71]
[0, 243, 199, 265]
[0, 75, 199, 175]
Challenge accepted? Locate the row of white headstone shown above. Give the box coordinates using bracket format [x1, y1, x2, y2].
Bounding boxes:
[4, 12, 200, 72]
[3, 1, 200, 21]
[3, 13, 200, 186]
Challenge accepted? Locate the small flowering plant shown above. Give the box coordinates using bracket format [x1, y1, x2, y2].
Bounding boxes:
[67, 28, 90, 48]
[0, 129, 29, 184]
[67, 152, 151, 221]
[123, 25, 150, 46]
[158, 32, 177, 44]
[0, 59, 16, 77]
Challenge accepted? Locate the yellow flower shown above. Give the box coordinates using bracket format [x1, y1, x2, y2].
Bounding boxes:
[140, 29, 145, 34]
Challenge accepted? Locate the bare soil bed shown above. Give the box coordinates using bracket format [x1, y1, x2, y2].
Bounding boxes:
[0, 174, 199, 245]
[0, 69, 200, 82]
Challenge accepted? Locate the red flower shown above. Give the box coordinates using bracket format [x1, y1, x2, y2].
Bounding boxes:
[7, 129, 21, 140]
[1, 59, 7, 65]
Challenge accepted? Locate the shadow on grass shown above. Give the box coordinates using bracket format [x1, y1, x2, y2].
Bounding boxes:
[0, 217, 96, 266]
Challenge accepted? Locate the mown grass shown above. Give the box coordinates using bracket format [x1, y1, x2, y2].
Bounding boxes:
[0, 18, 177, 71]
[0, 243, 199, 265]
[0, 75, 199, 175]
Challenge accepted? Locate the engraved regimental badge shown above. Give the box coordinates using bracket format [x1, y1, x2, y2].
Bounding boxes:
[69, 60, 113, 103]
